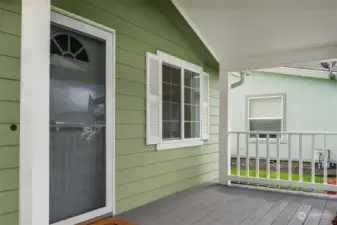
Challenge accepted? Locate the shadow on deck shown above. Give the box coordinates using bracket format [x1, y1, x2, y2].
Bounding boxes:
[117, 183, 337, 225]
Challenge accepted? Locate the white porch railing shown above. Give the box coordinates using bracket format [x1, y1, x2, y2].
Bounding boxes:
[227, 131, 337, 192]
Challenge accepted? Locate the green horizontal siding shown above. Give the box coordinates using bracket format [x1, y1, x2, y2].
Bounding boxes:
[0, 169, 18, 192]
[116, 144, 218, 170]
[116, 162, 219, 200]
[0, 32, 20, 58]
[0, 147, 19, 169]
[0, 190, 18, 216]
[0, 1, 21, 14]
[117, 170, 219, 213]
[51, 0, 220, 214]
[0, 212, 18, 225]
[117, 153, 219, 185]
[0, 3, 21, 223]
[0, 56, 20, 80]
[0, 9, 21, 36]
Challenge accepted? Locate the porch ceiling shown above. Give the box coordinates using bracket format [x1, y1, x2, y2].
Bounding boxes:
[174, 0, 337, 70]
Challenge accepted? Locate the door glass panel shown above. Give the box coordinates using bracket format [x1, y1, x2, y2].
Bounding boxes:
[49, 24, 106, 224]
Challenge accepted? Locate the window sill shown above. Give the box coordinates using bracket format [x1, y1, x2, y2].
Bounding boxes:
[156, 139, 203, 151]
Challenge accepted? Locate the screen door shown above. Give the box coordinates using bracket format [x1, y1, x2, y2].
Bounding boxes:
[49, 23, 108, 224]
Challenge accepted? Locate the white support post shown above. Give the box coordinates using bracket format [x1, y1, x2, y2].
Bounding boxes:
[219, 65, 230, 185]
[20, 0, 51, 225]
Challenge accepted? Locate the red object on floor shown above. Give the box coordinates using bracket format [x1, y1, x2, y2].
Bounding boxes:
[327, 177, 337, 195]
[332, 216, 337, 225]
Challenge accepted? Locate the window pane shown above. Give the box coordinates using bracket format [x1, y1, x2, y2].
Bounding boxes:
[184, 70, 200, 139]
[249, 119, 281, 138]
[185, 122, 200, 138]
[185, 105, 200, 122]
[170, 84, 181, 103]
[163, 122, 181, 139]
[184, 87, 191, 104]
[170, 102, 181, 121]
[162, 65, 171, 83]
[191, 91, 200, 105]
[163, 102, 170, 121]
[54, 34, 68, 51]
[184, 70, 200, 89]
[162, 64, 182, 140]
[162, 83, 170, 102]
[70, 36, 82, 54]
[171, 67, 181, 85]
[185, 87, 200, 105]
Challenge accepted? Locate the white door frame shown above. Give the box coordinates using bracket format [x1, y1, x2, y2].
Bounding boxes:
[19, 5, 116, 225]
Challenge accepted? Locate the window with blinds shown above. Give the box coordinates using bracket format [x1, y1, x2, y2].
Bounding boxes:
[247, 95, 284, 139]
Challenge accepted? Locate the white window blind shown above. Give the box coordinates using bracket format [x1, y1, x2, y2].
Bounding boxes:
[146, 53, 161, 145]
[248, 95, 285, 139]
[249, 97, 282, 118]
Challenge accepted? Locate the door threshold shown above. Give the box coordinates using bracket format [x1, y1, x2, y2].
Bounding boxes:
[77, 217, 137, 225]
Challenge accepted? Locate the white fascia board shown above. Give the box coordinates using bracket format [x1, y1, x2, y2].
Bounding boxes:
[256, 67, 331, 80]
[171, 0, 219, 61]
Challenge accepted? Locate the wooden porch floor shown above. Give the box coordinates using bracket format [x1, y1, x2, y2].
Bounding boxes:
[117, 183, 337, 225]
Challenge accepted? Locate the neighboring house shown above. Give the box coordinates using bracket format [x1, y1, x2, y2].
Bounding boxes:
[0, 1, 219, 225]
[230, 62, 337, 166]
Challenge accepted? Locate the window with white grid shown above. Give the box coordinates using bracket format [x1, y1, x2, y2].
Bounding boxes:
[146, 51, 209, 150]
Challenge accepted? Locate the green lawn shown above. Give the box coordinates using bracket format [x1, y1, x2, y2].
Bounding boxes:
[230, 169, 327, 192]
[231, 169, 324, 183]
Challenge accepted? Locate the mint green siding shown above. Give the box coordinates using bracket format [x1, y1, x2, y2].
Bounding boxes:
[0, 0, 219, 223]
[231, 72, 337, 162]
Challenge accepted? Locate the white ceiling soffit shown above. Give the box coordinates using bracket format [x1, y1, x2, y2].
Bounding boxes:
[173, 0, 337, 71]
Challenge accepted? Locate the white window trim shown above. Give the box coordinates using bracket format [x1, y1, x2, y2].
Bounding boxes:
[20, 6, 116, 225]
[156, 51, 205, 151]
[246, 94, 286, 143]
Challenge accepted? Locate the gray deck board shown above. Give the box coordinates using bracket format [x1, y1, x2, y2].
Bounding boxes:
[303, 198, 326, 225]
[116, 183, 337, 225]
[319, 199, 337, 225]
[271, 194, 308, 225]
[288, 203, 312, 225]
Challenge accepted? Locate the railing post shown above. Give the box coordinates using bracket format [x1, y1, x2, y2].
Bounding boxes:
[266, 134, 270, 179]
[219, 68, 231, 185]
[256, 135, 259, 178]
[246, 134, 249, 176]
[276, 134, 280, 180]
[236, 134, 240, 176]
[288, 134, 292, 181]
[311, 135, 315, 183]
[324, 135, 327, 184]
[299, 134, 303, 182]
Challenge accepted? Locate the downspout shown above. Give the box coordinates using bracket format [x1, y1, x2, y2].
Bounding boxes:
[231, 70, 250, 89]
